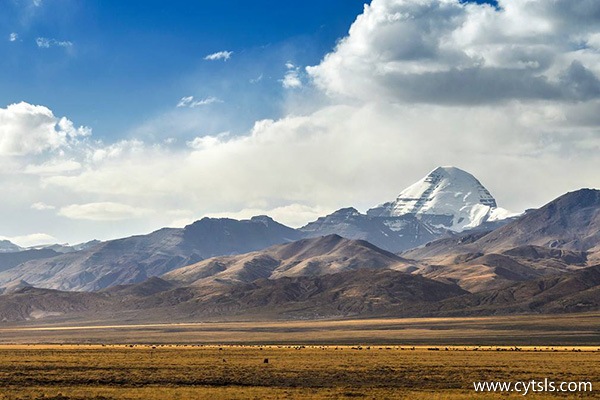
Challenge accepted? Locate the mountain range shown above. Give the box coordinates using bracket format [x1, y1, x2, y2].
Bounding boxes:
[1, 166, 510, 291]
[0, 166, 598, 323]
[0, 216, 301, 292]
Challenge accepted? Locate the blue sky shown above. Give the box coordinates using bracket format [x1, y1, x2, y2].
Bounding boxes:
[0, 0, 598, 246]
[1, 0, 365, 139]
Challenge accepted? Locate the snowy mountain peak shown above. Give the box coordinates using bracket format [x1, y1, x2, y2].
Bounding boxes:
[367, 166, 516, 232]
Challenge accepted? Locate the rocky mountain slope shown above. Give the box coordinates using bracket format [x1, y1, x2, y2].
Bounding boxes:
[180, 268, 468, 319]
[405, 189, 600, 260]
[0, 249, 59, 275]
[433, 264, 600, 316]
[472, 189, 600, 253]
[401, 189, 599, 292]
[163, 234, 415, 289]
[0, 269, 469, 323]
[299, 208, 438, 253]
[3, 263, 599, 324]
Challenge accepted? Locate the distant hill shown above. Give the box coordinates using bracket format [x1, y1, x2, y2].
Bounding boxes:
[0, 286, 110, 322]
[3, 264, 599, 323]
[163, 234, 415, 288]
[186, 268, 469, 319]
[433, 264, 600, 316]
[0, 167, 521, 292]
[0, 269, 467, 323]
[473, 189, 600, 253]
[0, 216, 302, 292]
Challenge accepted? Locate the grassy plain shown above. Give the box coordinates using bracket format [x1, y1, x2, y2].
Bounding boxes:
[1, 312, 599, 345]
[0, 345, 598, 399]
[0, 313, 599, 399]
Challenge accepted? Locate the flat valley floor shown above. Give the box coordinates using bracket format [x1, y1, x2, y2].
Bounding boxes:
[0, 313, 599, 399]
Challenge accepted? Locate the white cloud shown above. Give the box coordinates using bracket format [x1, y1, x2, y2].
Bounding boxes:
[166, 209, 196, 228]
[58, 202, 154, 221]
[32, 0, 43, 6]
[186, 132, 230, 150]
[9, 33, 18, 42]
[307, 0, 600, 104]
[24, 159, 82, 175]
[204, 50, 233, 61]
[31, 202, 56, 211]
[250, 74, 263, 84]
[281, 62, 303, 89]
[205, 204, 334, 228]
[176, 96, 222, 108]
[89, 139, 143, 163]
[39, 99, 600, 227]
[36, 37, 73, 49]
[0, 102, 91, 156]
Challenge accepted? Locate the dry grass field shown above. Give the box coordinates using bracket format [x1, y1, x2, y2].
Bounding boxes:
[0, 313, 598, 399]
[0, 345, 598, 399]
[1, 312, 600, 346]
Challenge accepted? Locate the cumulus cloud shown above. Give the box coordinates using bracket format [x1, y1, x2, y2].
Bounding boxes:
[36, 37, 72, 48]
[186, 132, 230, 150]
[0, 102, 91, 156]
[307, 0, 600, 104]
[176, 96, 222, 108]
[9, 33, 18, 42]
[39, 100, 598, 222]
[58, 202, 154, 221]
[204, 50, 233, 61]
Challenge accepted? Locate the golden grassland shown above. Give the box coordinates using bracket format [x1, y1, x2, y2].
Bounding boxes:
[0, 313, 599, 399]
[0, 345, 598, 399]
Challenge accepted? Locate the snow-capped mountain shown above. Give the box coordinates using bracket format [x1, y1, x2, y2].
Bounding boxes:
[367, 166, 517, 232]
[300, 166, 517, 252]
[299, 208, 439, 253]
